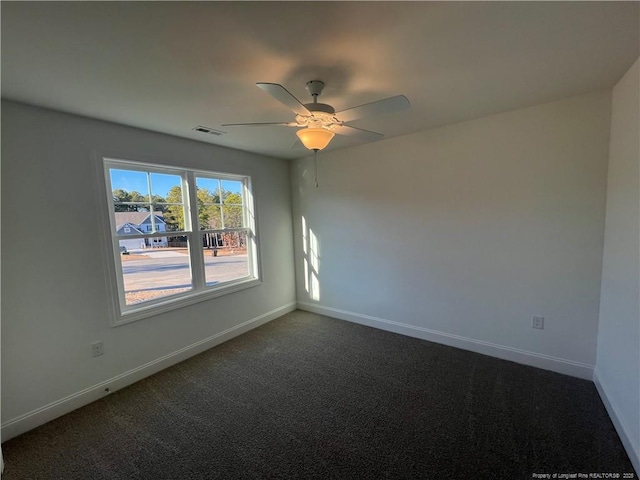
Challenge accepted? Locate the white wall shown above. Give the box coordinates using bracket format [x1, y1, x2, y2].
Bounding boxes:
[0, 100, 296, 440]
[292, 91, 612, 379]
[594, 58, 640, 471]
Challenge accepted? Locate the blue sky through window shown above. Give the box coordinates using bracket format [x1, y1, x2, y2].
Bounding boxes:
[110, 169, 242, 198]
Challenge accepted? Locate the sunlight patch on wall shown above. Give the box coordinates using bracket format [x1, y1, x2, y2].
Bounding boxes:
[309, 229, 319, 272]
[310, 272, 320, 301]
[303, 258, 310, 294]
[301, 216, 320, 301]
[302, 216, 308, 255]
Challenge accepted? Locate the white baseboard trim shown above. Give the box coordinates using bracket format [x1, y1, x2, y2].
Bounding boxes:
[593, 370, 640, 474]
[298, 302, 594, 380]
[1, 302, 296, 443]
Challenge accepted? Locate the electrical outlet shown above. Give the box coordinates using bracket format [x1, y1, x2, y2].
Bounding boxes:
[92, 341, 104, 357]
[532, 316, 545, 330]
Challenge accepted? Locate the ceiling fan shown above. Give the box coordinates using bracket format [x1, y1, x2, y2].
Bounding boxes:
[222, 80, 410, 152]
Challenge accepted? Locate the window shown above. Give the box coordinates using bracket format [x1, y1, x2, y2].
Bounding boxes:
[102, 158, 260, 324]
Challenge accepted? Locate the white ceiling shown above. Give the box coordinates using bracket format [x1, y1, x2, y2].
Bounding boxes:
[2, 1, 638, 160]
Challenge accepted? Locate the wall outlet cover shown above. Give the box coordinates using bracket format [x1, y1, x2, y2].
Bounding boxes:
[532, 316, 545, 330]
[91, 341, 104, 357]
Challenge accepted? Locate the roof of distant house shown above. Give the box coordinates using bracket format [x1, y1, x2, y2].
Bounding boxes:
[113, 211, 165, 228]
[116, 223, 145, 235]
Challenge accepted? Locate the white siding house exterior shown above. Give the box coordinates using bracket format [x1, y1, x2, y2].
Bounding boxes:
[114, 211, 168, 251]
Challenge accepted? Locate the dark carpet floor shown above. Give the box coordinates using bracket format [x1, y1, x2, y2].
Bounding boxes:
[2, 310, 635, 479]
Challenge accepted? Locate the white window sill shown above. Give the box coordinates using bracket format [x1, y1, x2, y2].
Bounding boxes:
[112, 277, 262, 327]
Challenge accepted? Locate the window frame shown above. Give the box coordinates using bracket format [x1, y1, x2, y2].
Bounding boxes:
[100, 157, 261, 326]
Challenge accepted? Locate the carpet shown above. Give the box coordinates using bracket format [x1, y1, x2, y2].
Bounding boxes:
[2, 310, 635, 479]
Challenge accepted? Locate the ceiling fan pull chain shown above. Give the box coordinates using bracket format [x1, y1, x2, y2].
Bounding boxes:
[314, 149, 319, 188]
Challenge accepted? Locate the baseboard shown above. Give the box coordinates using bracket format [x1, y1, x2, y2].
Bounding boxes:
[593, 370, 640, 474]
[298, 302, 594, 380]
[1, 302, 296, 443]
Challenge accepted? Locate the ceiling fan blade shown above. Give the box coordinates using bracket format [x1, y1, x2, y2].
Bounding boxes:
[221, 121, 299, 127]
[333, 124, 384, 141]
[256, 83, 311, 116]
[336, 95, 410, 122]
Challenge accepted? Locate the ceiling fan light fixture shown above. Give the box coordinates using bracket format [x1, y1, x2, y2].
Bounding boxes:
[296, 127, 335, 151]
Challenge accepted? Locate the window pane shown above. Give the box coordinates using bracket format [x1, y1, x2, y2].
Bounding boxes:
[221, 180, 243, 201]
[196, 177, 222, 230]
[203, 231, 249, 286]
[154, 177, 186, 232]
[198, 205, 222, 230]
[196, 177, 221, 201]
[158, 214, 186, 233]
[120, 237, 192, 305]
[149, 173, 182, 199]
[223, 204, 244, 228]
[110, 168, 186, 234]
[111, 169, 151, 214]
[221, 180, 243, 228]
[110, 169, 150, 199]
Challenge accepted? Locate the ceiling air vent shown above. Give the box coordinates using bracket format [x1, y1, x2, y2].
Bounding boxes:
[192, 125, 226, 136]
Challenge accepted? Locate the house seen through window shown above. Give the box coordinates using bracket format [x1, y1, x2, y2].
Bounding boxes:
[103, 158, 259, 323]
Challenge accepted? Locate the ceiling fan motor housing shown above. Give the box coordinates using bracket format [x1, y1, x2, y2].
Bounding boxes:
[304, 102, 335, 114]
[304, 80, 335, 116]
[306, 80, 325, 97]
